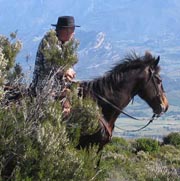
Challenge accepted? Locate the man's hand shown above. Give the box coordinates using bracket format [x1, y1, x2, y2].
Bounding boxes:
[64, 68, 76, 81]
[62, 99, 71, 117]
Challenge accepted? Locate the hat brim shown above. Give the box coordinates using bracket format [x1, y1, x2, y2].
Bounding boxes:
[51, 24, 80, 27]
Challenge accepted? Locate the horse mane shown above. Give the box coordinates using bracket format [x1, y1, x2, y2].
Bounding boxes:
[108, 52, 160, 74]
[83, 52, 160, 95]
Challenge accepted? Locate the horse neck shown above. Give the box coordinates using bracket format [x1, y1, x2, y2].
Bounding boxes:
[88, 70, 139, 129]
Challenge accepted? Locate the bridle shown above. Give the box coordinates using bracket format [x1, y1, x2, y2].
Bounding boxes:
[93, 66, 164, 132]
[139, 67, 165, 112]
[148, 67, 163, 98]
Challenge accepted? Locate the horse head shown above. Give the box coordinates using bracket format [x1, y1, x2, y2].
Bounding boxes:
[137, 52, 169, 116]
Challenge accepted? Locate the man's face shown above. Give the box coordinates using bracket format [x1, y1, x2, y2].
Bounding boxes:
[57, 27, 75, 42]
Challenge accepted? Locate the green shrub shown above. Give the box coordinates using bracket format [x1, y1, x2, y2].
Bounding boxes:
[134, 138, 160, 153]
[0, 97, 106, 180]
[66, 96, 100, 142]
[0, 33, 106, 181]
[105, 137, 129, 153]
[0, 33, 22, 100]
[159, 145, 180, 166]
[0, 32, 22, 71]
[111, 137, 129, 147]
[163, 132, 180, 148]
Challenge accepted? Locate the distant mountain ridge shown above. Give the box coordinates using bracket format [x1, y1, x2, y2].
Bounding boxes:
[0, 0, 180, 119]
[1, 0, 180, 39]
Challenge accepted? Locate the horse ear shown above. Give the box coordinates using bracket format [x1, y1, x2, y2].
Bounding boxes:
[153, 56, 160, 67]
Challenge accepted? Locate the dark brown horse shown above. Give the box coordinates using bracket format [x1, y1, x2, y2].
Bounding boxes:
[1, 52, 169, 177]
[76, 52, 169, 151]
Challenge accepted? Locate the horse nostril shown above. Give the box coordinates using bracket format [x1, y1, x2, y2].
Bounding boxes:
[164, 104, 169, 112]
[160, 103, 168, 113]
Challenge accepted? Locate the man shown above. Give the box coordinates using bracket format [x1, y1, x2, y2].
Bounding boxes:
[31, 16, 80, 115]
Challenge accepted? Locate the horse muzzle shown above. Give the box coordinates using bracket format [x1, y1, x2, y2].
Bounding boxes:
[160, 103, 168, 113]
[154, 95, 169, 115]
[161, 94, 169, 113]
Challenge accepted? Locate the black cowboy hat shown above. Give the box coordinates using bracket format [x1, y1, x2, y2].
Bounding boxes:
[51, 16, 80, 29]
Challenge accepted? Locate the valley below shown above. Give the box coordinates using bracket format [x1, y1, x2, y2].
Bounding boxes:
[114, 118, 180, 141]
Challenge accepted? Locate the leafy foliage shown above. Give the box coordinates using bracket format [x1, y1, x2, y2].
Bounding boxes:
[0, 33, 23, 101]
[0, 32, 22, 71]
[0, 33, 105, 180]
[0, 98, 105, 180]
[133, 138, 160, 153]
[66, 96, 100, 141]
[0, 33, 23, 87]
[102, 136, 180, 181]
[7, 63, 24, 84]
[41, 30, 79, 70]
[163, 132, 180, 148]
[0, 47, 8, 99]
